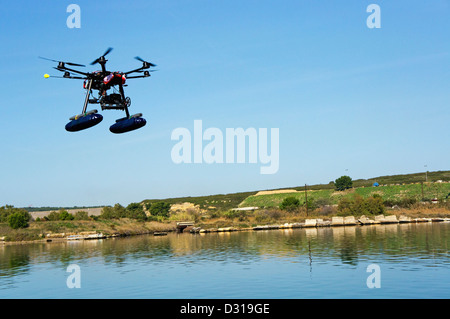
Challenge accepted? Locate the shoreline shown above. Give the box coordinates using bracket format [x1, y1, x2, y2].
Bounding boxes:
[2, 214, 449, 246]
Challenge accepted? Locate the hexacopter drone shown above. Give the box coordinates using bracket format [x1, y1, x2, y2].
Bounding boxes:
[41, 48, 156, 133]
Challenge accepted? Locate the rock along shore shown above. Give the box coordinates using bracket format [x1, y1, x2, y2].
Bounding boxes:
[187, 215, 450, 234]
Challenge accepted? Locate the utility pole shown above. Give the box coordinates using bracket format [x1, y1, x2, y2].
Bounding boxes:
[305, 184, 308, 216]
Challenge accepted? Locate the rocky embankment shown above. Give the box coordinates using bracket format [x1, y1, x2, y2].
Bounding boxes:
[186, 214, 450, 234]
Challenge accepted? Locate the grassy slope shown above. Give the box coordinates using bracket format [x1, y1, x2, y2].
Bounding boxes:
[240, 182, 450, 208]
[142, 170, 450, 211]
[141, 191, 258, 212]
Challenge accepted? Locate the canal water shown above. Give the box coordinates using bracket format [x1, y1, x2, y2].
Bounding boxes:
[0, 222, 448, 298]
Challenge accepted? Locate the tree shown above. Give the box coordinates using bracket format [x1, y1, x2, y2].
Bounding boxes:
[59, 210, 74, 220]
[335, 175, 353, 191]
[100, 204, 128, 219]
[126, 202, 147, 221]
[1, 205, 30, 223]
[100, 206, 116, 219]
[8, 211, 30, 229]
[148, 202, 171, 218]
[279, 196, 300, 212]
[112, 204, 127, 218]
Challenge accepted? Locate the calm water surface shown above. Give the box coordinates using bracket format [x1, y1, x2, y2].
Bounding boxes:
[0, 222, 448, 298]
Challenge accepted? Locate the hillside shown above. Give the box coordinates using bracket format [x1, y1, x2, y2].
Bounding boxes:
[142, 170, 450, 211]
[22, 170, 450, 213]
[240, 182, 450, 209]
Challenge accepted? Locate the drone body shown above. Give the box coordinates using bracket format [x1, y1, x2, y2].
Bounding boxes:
[41, 48, 156, 134]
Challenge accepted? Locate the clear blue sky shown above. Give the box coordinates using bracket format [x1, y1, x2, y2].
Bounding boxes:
[0, 0, 449, 208]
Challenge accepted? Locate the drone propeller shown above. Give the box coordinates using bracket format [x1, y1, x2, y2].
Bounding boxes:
[135, 56, 156, 67]
[39, 56, 85, 67]
[90, 47, 113, 65]
[129, 69, 158, 73]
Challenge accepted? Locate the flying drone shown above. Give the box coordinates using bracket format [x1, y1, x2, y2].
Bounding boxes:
[40, 48, 156, 133]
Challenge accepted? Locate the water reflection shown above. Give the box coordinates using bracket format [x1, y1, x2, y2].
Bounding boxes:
[0, 222, 448, 287]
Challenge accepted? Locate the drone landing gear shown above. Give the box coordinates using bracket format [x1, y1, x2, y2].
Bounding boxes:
[65, 80, 103, 132]
[109, 113, 146, 134]
[65, 109, 103, 132]
[107, 83, 146, 133]
[66, 80, 146, 133]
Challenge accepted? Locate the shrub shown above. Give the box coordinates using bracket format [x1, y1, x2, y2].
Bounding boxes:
[279, 197, 300, 212]
[8, 212, 30, 229]
[337, 197, 353, 216]
[337, 194, 385, 216]
[255, 209, 282, 223]
[47, 211, 61, 221]
[186, 208, 202, 222]
[223, 210, 247, 221]
[304, 198, 316, 210]
[59, 210, 74, 221]
[383, 197, 417, 208]
[365, 194, 385, 215]
[315, 197, 332, 207]
[74, 211, 90, 220]
[318, 205, 336, 216]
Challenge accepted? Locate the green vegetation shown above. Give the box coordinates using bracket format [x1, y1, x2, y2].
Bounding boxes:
[8, 211, 30, 229]
[1, 170, 449, 243]
[335, 175, 353, 191]
[1, 206, 31, 229]
[337, 194, 385, 216]
[279, 196, 301, 212]
[100, 202, 172, 221]
[100, 203, 147, 220]
[141, 191, 258, 213]
[147, 202, 171, 219]
[73, 211, 90, 220]
[240, 182, 450, 209]
[46, 209, 81, 221]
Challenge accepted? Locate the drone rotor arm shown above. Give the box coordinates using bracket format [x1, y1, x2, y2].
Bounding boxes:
[125, 74, 151, 79]
[123, 67, 146, 75]
[56, 65, 90, 77]
[45, 75, 87, 79]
